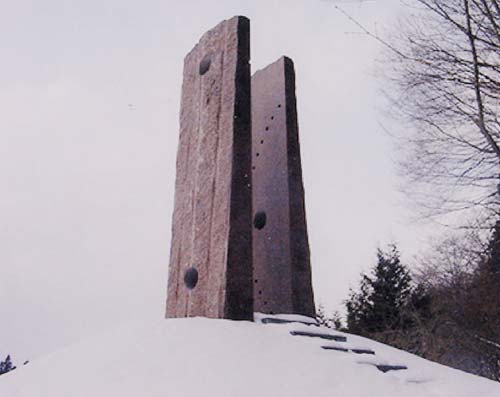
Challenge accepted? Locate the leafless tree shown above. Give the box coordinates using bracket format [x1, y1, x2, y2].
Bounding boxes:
[411, 230, 500, 381]
[381, 0, 500, 223]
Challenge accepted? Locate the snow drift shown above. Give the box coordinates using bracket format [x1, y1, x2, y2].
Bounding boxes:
[1, 315, 499, 397]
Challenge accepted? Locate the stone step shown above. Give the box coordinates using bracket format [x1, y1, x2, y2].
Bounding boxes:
[260, 317, 318, 326]
[376, 364, 408, 373]
[321, 346, 375, 354]
[290, 330, 347, 342]
[321, 345, 349, 352]
[351, 348, 375, 355]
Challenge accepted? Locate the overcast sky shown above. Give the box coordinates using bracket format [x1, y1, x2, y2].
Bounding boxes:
[0, 0, 441, 362]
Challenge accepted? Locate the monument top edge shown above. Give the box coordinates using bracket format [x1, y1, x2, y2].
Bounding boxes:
[251, 55, 295, 77]
[183, 16, 250, 62]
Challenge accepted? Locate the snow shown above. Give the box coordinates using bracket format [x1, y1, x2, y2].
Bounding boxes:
[1, 317, 499, 397]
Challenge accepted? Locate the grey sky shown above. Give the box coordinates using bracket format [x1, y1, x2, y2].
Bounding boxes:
[1, 0, 438, 362]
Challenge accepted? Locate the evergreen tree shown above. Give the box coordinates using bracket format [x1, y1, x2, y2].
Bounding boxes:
[0, 355, 16, 376]
[316, 304, 331, 328]
[370, 245, 412, 331]
[316, 304, 345, 330]
[345, 274, 372, 334]
[345, 245, 413, 334]
[330, 311, 344, 331]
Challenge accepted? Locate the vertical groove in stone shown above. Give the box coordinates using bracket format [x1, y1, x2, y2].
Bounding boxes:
[284, 58, 315, 317]
[166, 16, 253, 320]
[225, 16, 253, 320]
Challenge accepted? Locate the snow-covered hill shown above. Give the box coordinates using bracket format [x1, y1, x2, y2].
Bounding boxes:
[1, 315, 499, 397]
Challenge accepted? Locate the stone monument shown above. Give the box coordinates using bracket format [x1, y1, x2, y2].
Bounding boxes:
[251, 57, 315, 318]
[165, 16, 253, 320]
[166, 16, 315, 321]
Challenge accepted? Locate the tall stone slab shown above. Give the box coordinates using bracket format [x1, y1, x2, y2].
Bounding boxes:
[251, 57, 315, 317]
[166, 16, 253, 320]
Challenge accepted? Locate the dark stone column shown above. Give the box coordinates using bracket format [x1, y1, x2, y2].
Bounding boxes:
[251, 57, 315, 317]
[166, 16, 253, 320]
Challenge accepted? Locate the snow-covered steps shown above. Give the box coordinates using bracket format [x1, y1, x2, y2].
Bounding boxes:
[315, 334, 406, 373]
[321, 345, 406, 373]
[355, 353, 409, 373]
[290, 330, 347, 342]
[256, 313, 410, 375]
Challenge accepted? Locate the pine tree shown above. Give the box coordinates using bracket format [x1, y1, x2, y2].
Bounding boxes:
[369, 245, 412, 331]
[316, 305, 345, 330]
[0, 355, 16, 376]
[345, 245, 413, 334]
[345, 274, 372, 334]
[316, 304, 331, 328]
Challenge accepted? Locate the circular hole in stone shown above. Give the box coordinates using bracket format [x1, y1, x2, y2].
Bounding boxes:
[277, 104, 282, 108]
[184, 267, 199, 289]
[271, 116, 274, 120]
[265, 126, 269, 131]
[253, 211, 267, 230]
[254, 279, 258, 283]
[258, 290, 262, 295]
[260, 140, 264, 144]
[252, 166, 256, 170]
[256, 153, 260, 157]
[199, 55, 211, 75]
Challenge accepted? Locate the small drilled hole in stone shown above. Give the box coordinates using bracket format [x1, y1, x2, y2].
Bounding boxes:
[256, 153, 260, 157]
[252, 166, 256, 170]
[264, 301, 268, 305]
[184, 267, 198, 289]
[277, 104, 282, 108]
[258, 290, 262, 295]
[254, 211, 266, 230]
[199, 56, 211, 75]
[271, 116, 274, 120]
[260, 140, 264, 144]
[265, 126, 269, 131]
[254, 279, 258, 283]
